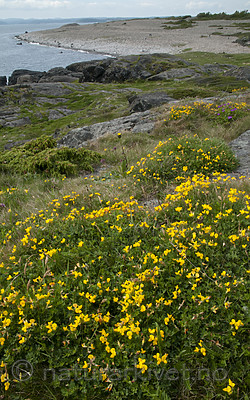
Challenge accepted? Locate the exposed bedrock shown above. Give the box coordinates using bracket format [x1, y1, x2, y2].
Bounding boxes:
[7, 54, 250, 86]
[57, 110, 158, 148]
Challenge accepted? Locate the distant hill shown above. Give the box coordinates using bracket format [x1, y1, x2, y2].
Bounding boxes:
[0, 17, 126, 25]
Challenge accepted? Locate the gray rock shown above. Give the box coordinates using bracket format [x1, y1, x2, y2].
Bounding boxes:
[27, 83, 73, 97]
[48, 108, 74, 120]
[58, 110, 158, 148]
[35, 96, 68, 105]
[9, 69, 45, 85]
[224, 66, 250, 82]
[128, 91, 175, 112]
[6, 116, 31, 127]
[39, 75, 79, 83]
[201, 64, 225, 74]
[16, 74, 39, 84]
[4, 139, 30, 150]
[148, 67, 202, 81]
[229, 130, 250, 176]
[67, 53, 189, 83]
[0, 107, 20, 118]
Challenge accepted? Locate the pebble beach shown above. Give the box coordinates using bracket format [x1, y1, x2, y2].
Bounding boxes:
[18, 18, 250, 57]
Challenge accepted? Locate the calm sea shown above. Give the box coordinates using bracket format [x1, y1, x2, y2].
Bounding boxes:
[0, 20, 111, 80]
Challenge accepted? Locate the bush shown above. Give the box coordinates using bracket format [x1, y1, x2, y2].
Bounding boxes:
[127, 135, 239, 184]
[0, 135, 102, 176]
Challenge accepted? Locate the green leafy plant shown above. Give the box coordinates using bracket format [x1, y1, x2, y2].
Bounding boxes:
[128, 135, 239, 185]
[0, 135, 102, 176]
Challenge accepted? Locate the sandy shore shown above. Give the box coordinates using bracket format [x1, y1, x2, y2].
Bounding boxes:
[18, 18, 250, 57]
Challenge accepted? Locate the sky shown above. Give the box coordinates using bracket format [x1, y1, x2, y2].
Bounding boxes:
[0, 0, 249, 19]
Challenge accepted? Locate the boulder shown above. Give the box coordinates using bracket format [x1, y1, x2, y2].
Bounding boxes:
[16, 74, 39, 84]
[0, 76, 7, 86]
[128, 92, 175, 112]
[9, 69, 45, 85]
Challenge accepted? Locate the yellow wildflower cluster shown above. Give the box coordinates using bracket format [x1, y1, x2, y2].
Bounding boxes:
[0, 158, 249, 396]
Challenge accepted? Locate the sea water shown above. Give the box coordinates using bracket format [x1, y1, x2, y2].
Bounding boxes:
[0, 20, 111, 80]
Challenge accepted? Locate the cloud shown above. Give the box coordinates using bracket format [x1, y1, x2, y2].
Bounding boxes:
[0, 0, 70, 8]
[185, 1, 218, 10]
[139, 2, 155, 6]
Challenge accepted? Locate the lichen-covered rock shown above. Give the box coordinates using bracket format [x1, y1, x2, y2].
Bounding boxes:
[58, 110, 158, 148]
[128, 92, 175, 112]
[148, 67, 202, 81]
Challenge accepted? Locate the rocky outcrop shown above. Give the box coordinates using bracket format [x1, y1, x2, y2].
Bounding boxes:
[128, 92, 174, 112]
[229, 130, 250, 176]
[8, 67, 81, 85]
[57, 110, 158, 148]
[7, 54, 250, 86]
[148, 67, 202, 81]
[0, 82, 78, 128]
[67, 54, 190, 83]
[224, 66, 250, 82]
[8, 69, 45, 85]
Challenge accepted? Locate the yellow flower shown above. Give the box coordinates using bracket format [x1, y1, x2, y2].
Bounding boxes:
[136, 358, 148, 373]
[82, 361, 88, 369]
[127, 331, 133, 340]
[223, 379, 235, 394]
[46, 321, 57, 333]
[110, 348, 116, 358]
[200, 347, 206, 356]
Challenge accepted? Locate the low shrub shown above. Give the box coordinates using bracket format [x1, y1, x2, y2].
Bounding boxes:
[0, 135, 102, 177]
[127, 135, 239, 184]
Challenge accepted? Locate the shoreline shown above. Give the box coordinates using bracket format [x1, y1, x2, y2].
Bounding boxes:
[20, 39, 114, 58]
[17, 18, 250, 57]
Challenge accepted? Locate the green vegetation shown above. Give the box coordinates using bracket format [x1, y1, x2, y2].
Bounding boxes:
[234, 31, 250, 46]
[163, 19, 196, 30]
[129, 135, 239, 184]
[178, 51, 250, 66]
[195, 10, 250, 20]
[0, 52, 249, 400]
[0, 135, 102, 176]
[1, 68, 250, 152]
[162, 11, 250, 30]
